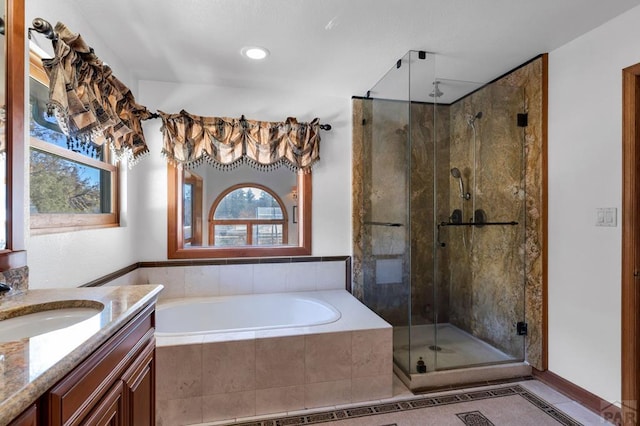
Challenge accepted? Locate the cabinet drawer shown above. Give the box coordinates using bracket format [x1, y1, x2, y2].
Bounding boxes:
[46, 304, 154, 426]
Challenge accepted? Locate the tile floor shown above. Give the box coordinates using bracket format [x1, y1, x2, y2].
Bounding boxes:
[192, 374, 609, 425]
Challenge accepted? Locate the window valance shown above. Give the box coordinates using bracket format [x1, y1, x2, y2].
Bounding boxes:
[159, 110, 321, 173]
[40, 22, 152, 165]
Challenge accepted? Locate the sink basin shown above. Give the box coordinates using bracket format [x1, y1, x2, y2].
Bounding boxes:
[0, 302, 104, 342]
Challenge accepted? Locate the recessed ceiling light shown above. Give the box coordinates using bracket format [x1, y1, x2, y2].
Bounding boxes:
[241, 46, 269, 60]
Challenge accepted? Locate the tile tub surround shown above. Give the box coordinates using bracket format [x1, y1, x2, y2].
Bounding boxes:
[0, 284, 163, 425]
[155, 290, 393, 425]
[136, 260, 348, 302]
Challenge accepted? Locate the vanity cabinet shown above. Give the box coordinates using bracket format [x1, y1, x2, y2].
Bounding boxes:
[38, 303, 156, 426]
[79, 382, 123, 426]
[8, 405, 37, 426]
[121, 340, 154, 426]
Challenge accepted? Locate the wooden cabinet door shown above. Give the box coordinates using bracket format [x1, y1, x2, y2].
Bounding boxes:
[121, 340, 155, 426]
[80, 382, 123, 426]
[8, 405, 37, 426]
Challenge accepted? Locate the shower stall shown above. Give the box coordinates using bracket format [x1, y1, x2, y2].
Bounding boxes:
[354, 50, 529, 389]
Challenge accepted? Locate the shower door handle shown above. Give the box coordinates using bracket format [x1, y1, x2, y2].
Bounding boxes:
[364, 221, 404, 227]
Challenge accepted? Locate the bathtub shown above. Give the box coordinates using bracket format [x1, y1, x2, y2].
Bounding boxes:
[156, 293, 341, 336]
[154, 290, 393, 425]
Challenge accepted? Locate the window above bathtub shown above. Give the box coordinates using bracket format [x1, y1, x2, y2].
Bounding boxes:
[29, 50, 119, 234]
[168, 163, 311, 258]
[208, 183, 288, 247]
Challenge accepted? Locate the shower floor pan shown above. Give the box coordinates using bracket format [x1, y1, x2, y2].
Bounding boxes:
[393, 323, 530, 390]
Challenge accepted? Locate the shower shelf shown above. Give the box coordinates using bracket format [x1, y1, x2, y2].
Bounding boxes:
[439, 221, 518, 227]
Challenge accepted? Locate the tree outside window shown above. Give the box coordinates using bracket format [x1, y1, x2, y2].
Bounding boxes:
[209, 184, 287, 247]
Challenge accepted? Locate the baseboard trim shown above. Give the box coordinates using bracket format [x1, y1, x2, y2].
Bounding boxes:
[532, 369, 621, 422]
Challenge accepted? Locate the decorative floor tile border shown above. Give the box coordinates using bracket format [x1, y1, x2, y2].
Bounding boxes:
[456, 410, 495, 426]
[233, 385, 583, 426]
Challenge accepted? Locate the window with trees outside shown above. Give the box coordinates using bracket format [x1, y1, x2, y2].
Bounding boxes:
[29, 51, 118, 233]
[209, 184, 288, 247]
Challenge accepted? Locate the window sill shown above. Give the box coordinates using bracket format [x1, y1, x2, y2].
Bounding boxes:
[168, 245, 311, 259]
[30, 215, 120, 236]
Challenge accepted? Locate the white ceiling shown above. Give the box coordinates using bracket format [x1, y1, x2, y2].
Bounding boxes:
[37, 0, 640, 101]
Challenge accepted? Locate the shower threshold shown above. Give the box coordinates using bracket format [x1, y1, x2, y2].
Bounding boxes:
[393, 323, 531, 390]
[394, 360, 531, 391]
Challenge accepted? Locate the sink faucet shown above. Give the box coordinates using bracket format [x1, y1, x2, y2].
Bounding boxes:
[0, 279, 10, 293]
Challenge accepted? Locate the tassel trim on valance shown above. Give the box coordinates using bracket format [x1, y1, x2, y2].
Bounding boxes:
[159, 110, 321, 173]
[40, 22, 152, 166]
[161, 148, 320, 173]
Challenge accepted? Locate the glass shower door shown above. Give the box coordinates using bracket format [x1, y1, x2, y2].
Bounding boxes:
[362, 50, 412, 375]
[361, 51, 443, 375]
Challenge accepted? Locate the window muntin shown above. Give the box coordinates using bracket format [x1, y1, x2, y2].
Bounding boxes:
[209, 185, 287, 247]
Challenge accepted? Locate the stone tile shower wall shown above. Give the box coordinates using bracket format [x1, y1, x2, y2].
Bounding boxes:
[503, 58, 546, 369]
[352, 56, 546, 370]
[447, 84, 526, 360]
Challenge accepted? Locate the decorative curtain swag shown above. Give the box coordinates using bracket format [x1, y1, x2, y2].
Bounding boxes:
[40, 21, 152, 166]
[159, 110, 321, 173]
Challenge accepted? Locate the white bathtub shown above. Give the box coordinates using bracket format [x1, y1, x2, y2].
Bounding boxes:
[155, 292, 341, 336]
[154, 290, 393, 425]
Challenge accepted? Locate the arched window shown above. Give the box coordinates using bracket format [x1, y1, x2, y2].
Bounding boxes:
[209, 183, 288, 247]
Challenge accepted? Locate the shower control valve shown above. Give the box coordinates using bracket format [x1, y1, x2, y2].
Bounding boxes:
[516, 322, 528, 336]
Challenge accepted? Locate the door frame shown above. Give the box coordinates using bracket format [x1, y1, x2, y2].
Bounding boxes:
[621, 62, 640, 420]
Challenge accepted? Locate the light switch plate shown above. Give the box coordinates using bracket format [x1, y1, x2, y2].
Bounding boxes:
[596, 207, 617, 227]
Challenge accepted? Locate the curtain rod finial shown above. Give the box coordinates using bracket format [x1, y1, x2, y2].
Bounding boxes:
[31, 18, 58, 41]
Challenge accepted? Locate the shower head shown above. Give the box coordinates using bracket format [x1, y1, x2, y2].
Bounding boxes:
[450, 168, 470, 200]
[467, 111, 483, 126]
[429, 81, 443, 98]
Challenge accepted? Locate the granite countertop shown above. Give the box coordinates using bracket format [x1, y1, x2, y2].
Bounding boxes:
[0, 284, 163, 425]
